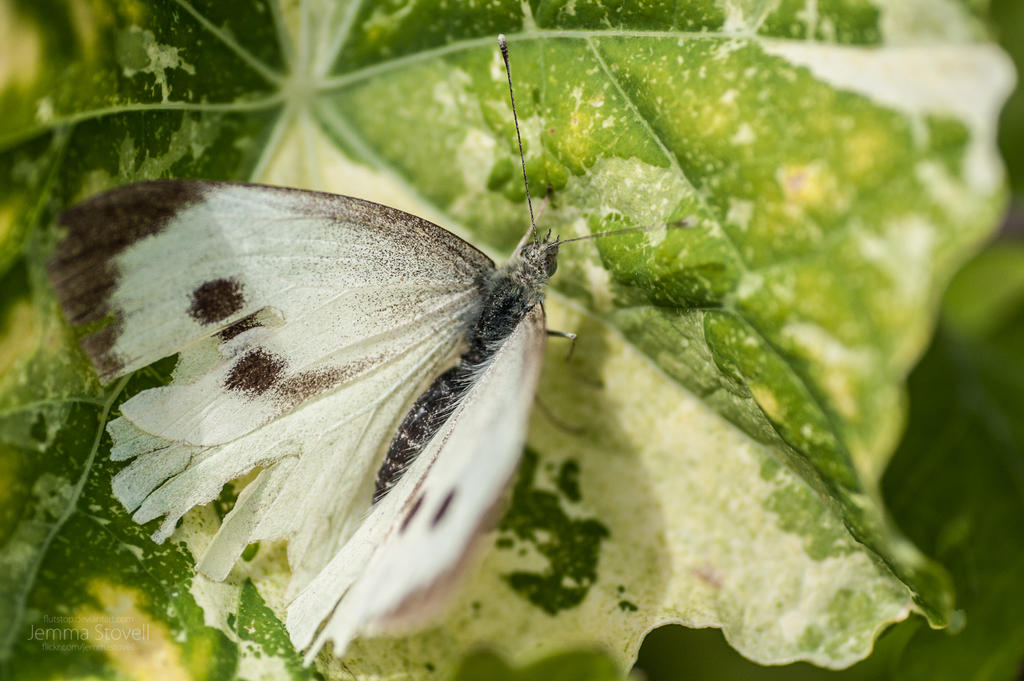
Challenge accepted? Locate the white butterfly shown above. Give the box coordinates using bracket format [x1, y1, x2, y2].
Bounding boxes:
[47, 37, 570, 662]
[48, 176, 556, 656]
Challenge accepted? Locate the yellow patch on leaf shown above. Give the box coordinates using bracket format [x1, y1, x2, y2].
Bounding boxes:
[74, 581, 190, 681]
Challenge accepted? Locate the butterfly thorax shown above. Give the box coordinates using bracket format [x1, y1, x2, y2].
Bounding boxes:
[373, 238, 557, 500]
[469, 239, 556, 360]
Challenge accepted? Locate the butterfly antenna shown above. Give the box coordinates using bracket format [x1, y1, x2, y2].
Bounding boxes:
[550, 219, 693, 247]
[498, 34, 538, 243]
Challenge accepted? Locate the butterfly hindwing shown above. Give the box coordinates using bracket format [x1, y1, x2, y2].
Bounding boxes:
[287, 304, 547, 659]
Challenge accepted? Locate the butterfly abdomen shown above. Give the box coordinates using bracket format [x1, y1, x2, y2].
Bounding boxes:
[374, 364, 461, 499]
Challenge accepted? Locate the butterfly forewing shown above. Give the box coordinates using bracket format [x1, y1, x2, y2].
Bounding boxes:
[49, 180, 496, 584]
[51, 182, 492, 381]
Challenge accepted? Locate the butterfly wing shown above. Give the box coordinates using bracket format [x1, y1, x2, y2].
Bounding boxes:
[287, 304, 547, 660]
[48, 181, 495, 584]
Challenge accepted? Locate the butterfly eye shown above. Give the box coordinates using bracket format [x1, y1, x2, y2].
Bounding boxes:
[544, 247, 558, 277]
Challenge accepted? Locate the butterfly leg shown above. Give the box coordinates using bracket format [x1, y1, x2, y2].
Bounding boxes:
[535, 395, 586, 434]
[547, 329, 577, 362]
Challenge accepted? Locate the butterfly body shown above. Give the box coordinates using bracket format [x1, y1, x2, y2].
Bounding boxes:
[374, 234, 556, 499]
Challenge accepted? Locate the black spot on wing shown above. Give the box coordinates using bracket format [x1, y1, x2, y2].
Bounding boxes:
[401, 495, 425, 534]
[276, 366, 347, 405]
[189, 277, 245, 325]
[224, 348, 286, 396]
[222, 352, 375, 406]
[48, 181, 209, 326]
[217, 310, 263, 342]
[432, 490, 456, 527]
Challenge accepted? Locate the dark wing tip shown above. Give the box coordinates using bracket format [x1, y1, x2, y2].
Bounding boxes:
[51, 180, 211, 270]
[47, 180, 214, 378]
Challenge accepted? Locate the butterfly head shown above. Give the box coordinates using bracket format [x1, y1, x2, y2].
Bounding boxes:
[541, 240, 559, 277]
[514, 238, 557, 281]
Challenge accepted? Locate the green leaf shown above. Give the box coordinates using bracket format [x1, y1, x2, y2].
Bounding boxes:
[879, 243, 1024, 681]
[635, 622, 919, 680]
[453, 649, 625, 681]
[991, 0, 1024, 194]
[0, 1, 1015, 679]
[636, 243, 1024, 681]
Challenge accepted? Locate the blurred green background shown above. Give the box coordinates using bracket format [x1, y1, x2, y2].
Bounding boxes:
[632, 1, 1024, 679]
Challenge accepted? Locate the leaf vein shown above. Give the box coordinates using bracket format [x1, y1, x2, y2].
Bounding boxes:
[0, 98, 286, 151]
[315, 0, 368, 78]
[171, 0, 285, 85]
[0, 376, 130, 658]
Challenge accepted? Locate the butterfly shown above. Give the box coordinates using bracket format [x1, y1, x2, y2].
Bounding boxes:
[46, 36, 587, 661]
